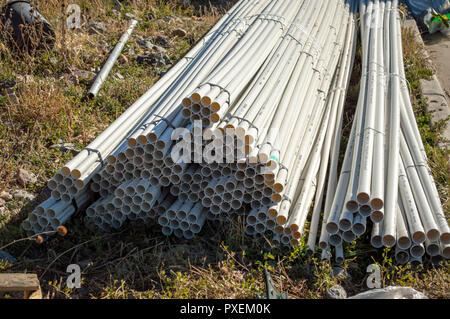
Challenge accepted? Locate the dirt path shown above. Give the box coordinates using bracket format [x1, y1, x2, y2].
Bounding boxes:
[422, 32, 450, 103]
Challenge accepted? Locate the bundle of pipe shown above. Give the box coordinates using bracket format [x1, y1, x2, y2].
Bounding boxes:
[79, 0, 357, 242]
[25, 0, 447, 265]
[45, 0, 268, 202]
[265, 0, 357, 247]
[85, 0, 309, 233]
[23, 0, 361, 248]
[21, 191, 90, 239]
[23, 0, 270, 236]
[320, 0, 449, 264]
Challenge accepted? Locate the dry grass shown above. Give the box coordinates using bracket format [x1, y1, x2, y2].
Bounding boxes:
[0, 0, 225, 189]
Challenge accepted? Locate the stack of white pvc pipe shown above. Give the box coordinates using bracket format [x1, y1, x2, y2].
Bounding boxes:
[103, 0, 356, 243]
[21, 191, 90, 240]
[319, 0, 450, 264]
[45, 0, 267, 202]
[23, 0, 448, 265]
[23, 0, 358, 245]
[22, 0, 268, 236]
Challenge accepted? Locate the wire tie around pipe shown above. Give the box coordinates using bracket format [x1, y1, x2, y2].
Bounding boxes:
[85, 147, 105, 167]
[203, 82, 231, 106]
[405, 163, 427, 170]
[317, 88, 327, 97]
[256, 13, 287, 30]
[278, 162, 288, 175]
[367, 61, 386, 72]
[230, 14, 259, 25]
[284, 33, 306, 47]
[329, 25, 338, 37]
[282, 194, 292, 204]
[386, 7, 405, 22]
[299, 39, 321, 64]
[228, 116, 259, 136]
[226, 15, 257, 36]
[146, 114, 176, 129]
[284, 23, 312, 47]
[389, 72, 408, 85]
[363, 126, 385, 135]
[200, 11, 238, 47]
[291, 25, 321, 57]
[300, 49, 315, 61]
[220, 25, 245, 38]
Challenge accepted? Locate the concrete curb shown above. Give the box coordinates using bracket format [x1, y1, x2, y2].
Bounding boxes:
[403, 18, 450, 147]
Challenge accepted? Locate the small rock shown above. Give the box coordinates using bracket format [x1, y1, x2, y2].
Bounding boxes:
[16, 168, 37, 187]
[327, 285, 347, 299]
[136, 39, 152, 49]
[0, 198, 5, 206]
[0, 191, 12, 201]
[136, 39, 166, 53]
[0, 79, 16, 90]
[68, 68, 96, 84]
[11, 190, 35, 202]
[115, 72, 124, 80]
[155, 35, 170, 48]
[90, 21, 107, 34]
[0, 251, 16, 264]
[125, 12, 138, 20]
[136, 52, 170, 67]
[151, 44, 166, 53]
[333, 266, 351, 279]
[348, 286, 428, 299]
[172, 28, 187, 37]
[49, 141, 80, 154]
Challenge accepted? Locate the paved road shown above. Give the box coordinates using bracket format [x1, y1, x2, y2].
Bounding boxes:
[422, 32, 450, 104]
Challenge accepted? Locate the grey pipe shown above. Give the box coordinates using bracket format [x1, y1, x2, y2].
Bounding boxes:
[88, 19, 138, 98]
